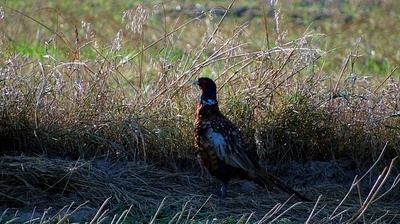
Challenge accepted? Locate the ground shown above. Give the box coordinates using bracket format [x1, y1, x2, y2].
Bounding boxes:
[1, 156, 399, 223]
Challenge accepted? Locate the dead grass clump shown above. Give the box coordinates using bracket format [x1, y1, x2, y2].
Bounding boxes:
[0, 156, 110, 207]
[0, 156, 204, 221]
[255, 89, 400, 165]
[252, 58, 400, 166]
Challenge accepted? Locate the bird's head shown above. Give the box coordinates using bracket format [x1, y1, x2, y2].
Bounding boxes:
[194, 77, 218, 106]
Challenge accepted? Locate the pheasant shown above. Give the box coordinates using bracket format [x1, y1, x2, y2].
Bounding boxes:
[193, 77, 310, 201]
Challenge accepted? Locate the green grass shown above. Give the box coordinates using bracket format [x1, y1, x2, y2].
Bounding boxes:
[0, 0, 399, 223]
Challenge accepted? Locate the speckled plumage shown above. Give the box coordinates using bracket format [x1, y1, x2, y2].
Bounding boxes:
[193, 77, 310, 201]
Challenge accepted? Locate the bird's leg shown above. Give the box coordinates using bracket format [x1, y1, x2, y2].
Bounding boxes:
[220, 181, 227, 198]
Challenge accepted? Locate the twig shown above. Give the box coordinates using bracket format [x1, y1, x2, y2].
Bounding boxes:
[150, 197, 167, 224]
[305, 195, 322, 224]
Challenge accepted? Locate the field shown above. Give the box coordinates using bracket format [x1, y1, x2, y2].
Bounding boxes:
[0, 0, 399, 223]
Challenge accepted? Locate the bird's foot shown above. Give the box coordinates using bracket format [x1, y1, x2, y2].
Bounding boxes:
[220, 182, 227, 199]
[210, 182, 227, 198]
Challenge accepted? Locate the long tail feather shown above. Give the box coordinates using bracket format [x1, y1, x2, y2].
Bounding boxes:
[251, 171, 312, 202]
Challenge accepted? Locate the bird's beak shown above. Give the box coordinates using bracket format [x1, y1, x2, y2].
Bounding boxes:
[193, 80, 199, 85]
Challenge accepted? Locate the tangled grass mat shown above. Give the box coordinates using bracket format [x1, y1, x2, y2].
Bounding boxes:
[0, 156, 399, 223]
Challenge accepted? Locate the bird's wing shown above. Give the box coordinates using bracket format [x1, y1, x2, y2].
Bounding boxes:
[201, 118, 256, 172]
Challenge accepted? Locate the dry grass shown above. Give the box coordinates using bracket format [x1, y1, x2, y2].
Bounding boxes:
[1, 0, 400, 223]
[1, 2, 398, 165]
[0, 153, 398, 223]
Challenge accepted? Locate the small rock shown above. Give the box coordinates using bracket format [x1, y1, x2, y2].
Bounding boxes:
[241, 181, 256, 192]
